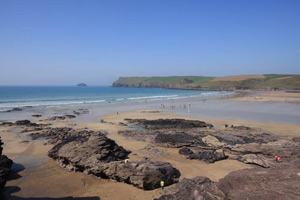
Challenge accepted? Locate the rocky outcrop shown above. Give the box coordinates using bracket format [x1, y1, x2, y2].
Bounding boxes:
[47, 133, 179, 190]
[178, 147, 194, 156]
[0, 120, 49, 129]
[217, 158, 300, 200]
[227, 139, 300, 160]
[15, 120, 38, 126]
[124, 118, 213, 130]
[156, 158, 300, 200]
[154, 133, 198, 148]
[187, 149, 227, 163]
[31, 126, 180, 190]
[155, 176, 226, 200]
[48, 134, 131, 164]
[3, 107, 23, 112]
[30, 127, 97, 144]
[232, 154, 270, 168]
[89, 160, 180, 190]
[0, 138, 13, 194]
[179, 147, 226, 163]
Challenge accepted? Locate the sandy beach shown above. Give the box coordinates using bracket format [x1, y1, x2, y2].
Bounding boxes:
[1, 90, 300, 200]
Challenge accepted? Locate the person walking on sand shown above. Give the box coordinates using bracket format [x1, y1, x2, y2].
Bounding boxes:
[160, 180, 164, 193]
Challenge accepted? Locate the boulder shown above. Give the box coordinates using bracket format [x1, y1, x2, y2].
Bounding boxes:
[15, 120, 37, 126]
[233, 154, 270, 168]
[155, 176, 225, 200]
[201, 135, 223, 148]
[48, 134, 131, 164]
[89, 160, 180, 190]
[187, 149, 227, 163]
[178, 147, 194, 156]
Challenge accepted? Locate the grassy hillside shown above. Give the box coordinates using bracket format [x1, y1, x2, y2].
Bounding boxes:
[112, 74, 300, 90]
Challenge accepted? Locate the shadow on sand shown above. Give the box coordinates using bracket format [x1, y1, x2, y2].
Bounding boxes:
[3, 186, 101, 200]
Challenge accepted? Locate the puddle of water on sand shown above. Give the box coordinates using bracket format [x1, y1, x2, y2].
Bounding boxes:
[13, 154, 49, 170]
[128, 125, 144, 131]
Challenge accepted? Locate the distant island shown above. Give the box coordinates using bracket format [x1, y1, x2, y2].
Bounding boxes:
[77, 83, 87, 86]
[112, 74, 300, 91]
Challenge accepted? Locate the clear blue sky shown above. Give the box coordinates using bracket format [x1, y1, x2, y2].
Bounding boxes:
[0, 0, 299, 85]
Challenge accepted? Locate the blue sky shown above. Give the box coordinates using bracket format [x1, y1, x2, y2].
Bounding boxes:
[0, 0, 299, 85]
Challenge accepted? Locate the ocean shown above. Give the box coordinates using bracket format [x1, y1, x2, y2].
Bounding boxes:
[0, 86, 229, 111]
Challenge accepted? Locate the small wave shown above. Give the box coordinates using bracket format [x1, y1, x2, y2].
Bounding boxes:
[0, 99, 107, 109]
[128, 95, 179, 100]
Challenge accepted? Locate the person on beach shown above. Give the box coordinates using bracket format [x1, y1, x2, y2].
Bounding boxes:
[275, 155, 282, 162]
[160, 180, 164, 193]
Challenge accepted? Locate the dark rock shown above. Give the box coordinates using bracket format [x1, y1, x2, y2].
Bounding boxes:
[11, 108, 22, 111]
[48, 134, 131, 164]
[154, 133, 197, 148]
[227, 139, 300, 160]
[217, 159, 300, 200]
[187, 149, 227, 163]
[178, 147, 194, 156]
[15, 120, 34, 126]
[32, 114, 42, 117]
[64, 115, 76, 119]
[29, 127, 94, 144]
[0, 138, 13, 193]
[125, 118, 213, 130]
[155, 176, 225, 200]
[21, 126, 46, 133]
[118, 122, 127, 126]
[0, 122, 13, 126]
[231, 126, 252, 130]
[88, 160, 180, 190]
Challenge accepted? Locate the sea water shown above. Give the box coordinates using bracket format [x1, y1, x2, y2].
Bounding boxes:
[0, 86, 230, 111]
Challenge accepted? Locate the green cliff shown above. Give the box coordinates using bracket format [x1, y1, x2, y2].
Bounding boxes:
[112, 74, 300, 91]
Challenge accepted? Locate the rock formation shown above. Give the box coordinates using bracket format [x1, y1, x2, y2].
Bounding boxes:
[187, 149, 227, 163]
[155, 176, 226, 200]
[0, 137, 13, 194]
[124, 118, 213, 130]
[31, 127, 180, 190]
